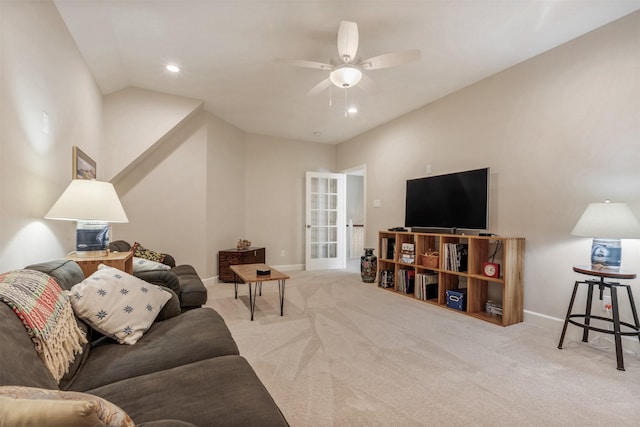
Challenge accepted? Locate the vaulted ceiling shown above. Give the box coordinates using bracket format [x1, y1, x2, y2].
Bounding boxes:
[54, 1, 640, 144]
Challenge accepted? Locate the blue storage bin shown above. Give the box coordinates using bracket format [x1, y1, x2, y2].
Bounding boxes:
[446, 288, 467, 311]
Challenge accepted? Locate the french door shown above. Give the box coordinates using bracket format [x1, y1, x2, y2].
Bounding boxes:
[305, 172, 346, 271]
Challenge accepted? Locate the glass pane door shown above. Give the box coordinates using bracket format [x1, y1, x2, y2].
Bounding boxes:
[306, 172, 345, 270]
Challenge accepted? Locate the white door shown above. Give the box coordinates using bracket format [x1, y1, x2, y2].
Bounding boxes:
[305, 172, 346, 270]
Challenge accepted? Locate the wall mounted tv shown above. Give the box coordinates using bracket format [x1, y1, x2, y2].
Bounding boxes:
[404, 167, 489, 232]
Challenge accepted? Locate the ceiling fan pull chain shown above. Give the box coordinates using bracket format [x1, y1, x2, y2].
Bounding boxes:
[344, 88, 348, 118]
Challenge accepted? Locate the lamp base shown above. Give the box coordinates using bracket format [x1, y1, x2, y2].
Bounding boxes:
[76, 221, 110, 256]
[591, 238, 622, 271]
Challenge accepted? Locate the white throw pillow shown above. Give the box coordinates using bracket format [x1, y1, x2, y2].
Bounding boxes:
[132, 257, 171, 273]
[69, 265, 171, 345]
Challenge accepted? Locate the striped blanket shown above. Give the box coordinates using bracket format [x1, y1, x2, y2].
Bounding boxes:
[0, 269, 87, 382]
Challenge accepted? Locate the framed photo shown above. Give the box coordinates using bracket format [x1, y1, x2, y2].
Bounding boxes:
[72, 146, 96, 180]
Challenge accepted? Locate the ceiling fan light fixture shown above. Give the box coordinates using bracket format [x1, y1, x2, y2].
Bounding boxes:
[330, 66, 362, 88]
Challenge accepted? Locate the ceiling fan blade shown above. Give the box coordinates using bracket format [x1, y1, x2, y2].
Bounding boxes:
[307, 78, 331, 96]
[337, 21, 358, 63]
[276, 58, 332, 70]
[362, 49, 421, 70]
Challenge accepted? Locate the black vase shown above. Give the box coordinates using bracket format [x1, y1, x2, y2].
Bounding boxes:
[360, 248, 377, 283]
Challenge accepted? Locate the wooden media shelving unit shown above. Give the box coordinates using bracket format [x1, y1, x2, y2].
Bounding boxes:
[377, 230, 525, 326]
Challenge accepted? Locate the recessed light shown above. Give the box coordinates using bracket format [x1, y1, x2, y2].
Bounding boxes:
[348, 107, 358, 114]
[166, 64, 180, 73]
[312, 131, 322, 136]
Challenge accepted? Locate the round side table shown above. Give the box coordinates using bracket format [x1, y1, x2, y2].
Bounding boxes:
[558, 265, 640, 371]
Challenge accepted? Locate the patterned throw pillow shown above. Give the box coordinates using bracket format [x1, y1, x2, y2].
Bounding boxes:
[69, 265, 171, 345]
[0, 386, 134, 427]
[132, 257, 171, 273]
[131, 242, 166, 264]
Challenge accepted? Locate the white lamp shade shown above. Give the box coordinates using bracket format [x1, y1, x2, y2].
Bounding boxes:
[571, 202, 640, 239]
[330, 66, 363, 88]
[45, 179, 129, 223]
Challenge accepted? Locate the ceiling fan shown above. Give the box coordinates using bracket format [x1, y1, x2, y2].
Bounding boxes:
[277, 20, 421, 96]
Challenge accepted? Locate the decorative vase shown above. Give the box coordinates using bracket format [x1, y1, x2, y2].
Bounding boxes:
[360, 248, 377, 283]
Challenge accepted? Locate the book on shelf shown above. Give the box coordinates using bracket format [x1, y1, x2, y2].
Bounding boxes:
[443, 243, 468, 272]
[400, 242, 415, 264]
[415, 272, 438, 301]
[379, 269, 395, 289]
[397, 269, 415, 294]
[380, 237, 396, 260]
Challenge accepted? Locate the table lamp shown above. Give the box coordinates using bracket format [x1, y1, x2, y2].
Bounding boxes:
[45, 179, 129, 257]
[571, 200, 640, 271]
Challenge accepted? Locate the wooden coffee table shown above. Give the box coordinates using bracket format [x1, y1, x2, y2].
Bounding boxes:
[230, 263, 289, 321]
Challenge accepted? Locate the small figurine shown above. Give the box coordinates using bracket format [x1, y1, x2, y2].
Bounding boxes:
[237, 239, 251, 250]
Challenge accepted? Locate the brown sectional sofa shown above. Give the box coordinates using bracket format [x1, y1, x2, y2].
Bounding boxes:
[0, 259, 288, 426]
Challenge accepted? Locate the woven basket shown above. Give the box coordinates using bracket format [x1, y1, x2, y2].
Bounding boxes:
[421, 251, 440, 268]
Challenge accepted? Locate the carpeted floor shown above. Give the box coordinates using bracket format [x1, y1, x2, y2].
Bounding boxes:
[205, 267, 640, 427]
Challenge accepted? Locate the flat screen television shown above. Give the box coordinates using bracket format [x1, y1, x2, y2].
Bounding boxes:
[404, 167, 489, 232]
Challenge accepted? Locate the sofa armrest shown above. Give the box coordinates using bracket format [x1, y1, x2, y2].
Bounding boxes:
[161, 253, 176, 268]
[109, 240, 132, 253]
[25, 259, 85, 291]
[155, 288, 181, 321]
[134, 270, 181, 298]
[133, 270, 182, 320]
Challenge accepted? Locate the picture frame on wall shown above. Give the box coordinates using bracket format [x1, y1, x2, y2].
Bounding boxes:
[72, 146, 96, 180]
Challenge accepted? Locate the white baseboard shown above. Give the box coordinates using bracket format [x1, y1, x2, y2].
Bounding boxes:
[203, 276, 218, 286]
[524, 309, 640, 355]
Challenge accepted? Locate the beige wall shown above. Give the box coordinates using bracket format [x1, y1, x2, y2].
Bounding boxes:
[103, 87, 207, 273]
[103, 88, 203, 182]
[244, 133, 337, 267]
[0, 1, 103, 271]
[205, 114, 247, 276]
[337, 12, 640, 323]
[113, 113, 209, 274]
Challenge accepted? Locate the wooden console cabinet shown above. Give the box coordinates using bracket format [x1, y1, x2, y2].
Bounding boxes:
[378, 231, 525, 326]
[218, 247, 266, 282]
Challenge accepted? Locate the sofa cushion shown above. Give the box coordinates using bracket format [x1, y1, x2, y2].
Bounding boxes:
[132, 257, 171, 273]
[0, 386, 134, 427]
[132, 242, 167, 264]
[64, 308, 239, 391]
[60, 318, 93, 387]
[170, 265, 207, 308]
[69, 266, 171, 345]
[0, 303, 58, 389]
[87, 356, 289, 427]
